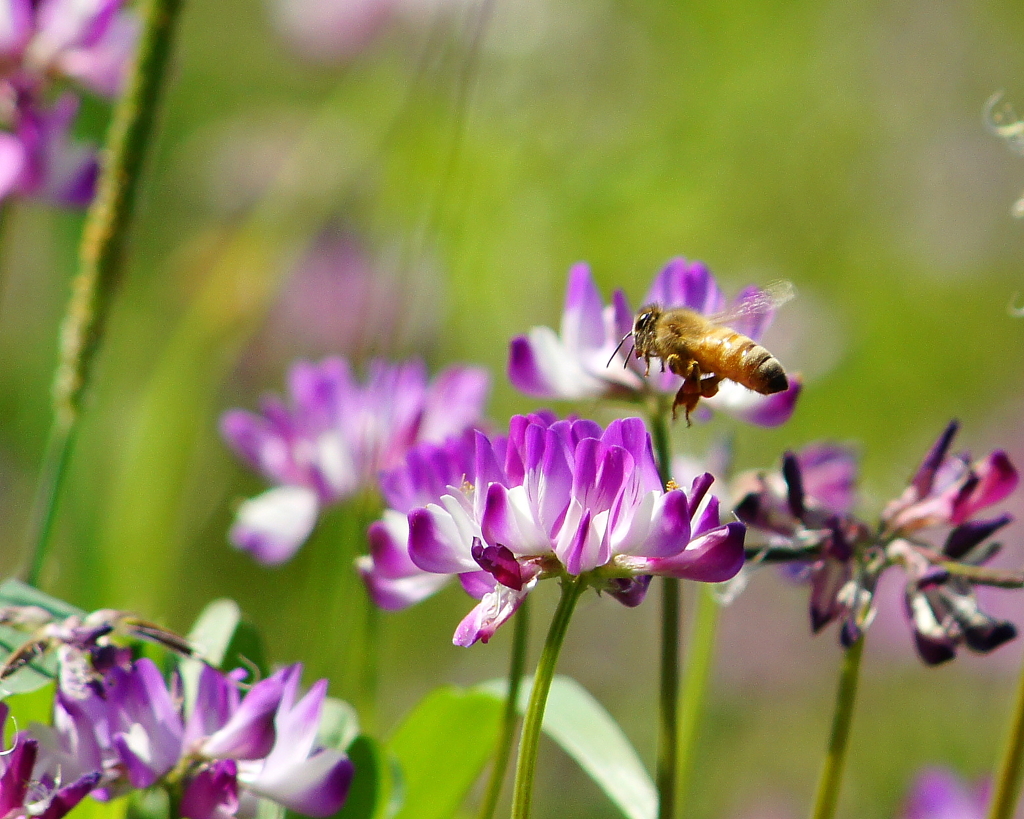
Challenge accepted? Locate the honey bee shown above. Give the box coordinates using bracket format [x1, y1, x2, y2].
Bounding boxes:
[625, 283, 793, 424]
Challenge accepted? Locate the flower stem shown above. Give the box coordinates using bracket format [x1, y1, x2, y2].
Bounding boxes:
[985, 645, 1024, 819]
[648, 403, 682, 819]
[510, 576, 585, 819]
[675, 584, 720, 810]
[809, 634, 866, 819]
[22, 0, 185, 586]
[477, 597, 530, 819]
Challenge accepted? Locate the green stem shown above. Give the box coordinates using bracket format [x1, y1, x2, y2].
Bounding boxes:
[648, 404, 681, 819]
[510, 577, 585, 819]
[985, 645, 1024, 819]
[23, 0, 186, 586]
[675, 584, 720, 809]
[809, 635, 866, 819]
[477, 597, 530, 819]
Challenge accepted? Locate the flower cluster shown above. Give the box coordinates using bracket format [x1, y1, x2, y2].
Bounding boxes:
[735, 421, 1020, 664]
[18, 659, 352, 819]
[508, 259, 802, 426]
[0, 0, 138, 205]
[221, 357, 489, 564]
[364, 412, 746, 645]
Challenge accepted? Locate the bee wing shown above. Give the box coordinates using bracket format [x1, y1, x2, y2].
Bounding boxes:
[707, 280, 795, 335]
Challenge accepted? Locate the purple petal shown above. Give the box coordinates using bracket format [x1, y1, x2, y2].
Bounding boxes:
[913, 421, 960, 499]
[472, 539, 525, 590]
[0, 736, 36, 814]
[38, 771, 102, 819]
[453, 585, 530, 646]
[408, 505, 477, 574]
[782, 452, 804, 518]
[605, 575, 652, 608]
[950, 451, 1018, 524]
[900, 768, 982, 819]
[798, 444, 859, 514]
[359, 561, 451, 610]
[717, 377, 802, 427]
[185, 665, 240, 748]
[560, 262, 606, 352]
[647, 522, 745, 582]
[228, 486, 320, 565]
[202, 672, 284, 760]
[420, 366, 490, 443]
[458, 570, 496, 599]
[508, 335, 557, 397]
[634, 491, 692, 558]
[943, 514, 1012, 560]
[181, 761, 239, 819]
[0, 0, 32, 59]
[56, 9, 140, 97]
[0, 131, 26, 201]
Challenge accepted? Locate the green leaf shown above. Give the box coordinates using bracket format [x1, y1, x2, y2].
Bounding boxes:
[0, 580, 85, 697]
[386, 686, 503, 819]
[68, 796, 129, 819]
[5, 683, 55, 743]
[318, 696, 361, 752]
[329, 735, 388, 819]
[181, 598, 267, 711]
[478, 675, 656, 819]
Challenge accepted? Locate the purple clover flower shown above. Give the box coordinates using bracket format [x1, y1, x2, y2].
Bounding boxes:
[508, 259, 802, 427]
[32, 659, 353, 818]
[898, 768, 993, 819]
[0, 704, 100, 819]
[735, 422, 1021, 664]
[371, 412, 746, 646]
[221, 357, 489, 564]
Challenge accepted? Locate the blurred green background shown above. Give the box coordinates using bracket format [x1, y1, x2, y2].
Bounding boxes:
[3, 0, 1024, 816]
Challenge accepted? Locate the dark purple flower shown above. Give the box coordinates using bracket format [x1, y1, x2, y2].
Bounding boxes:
[221, 357, 489, 564]
[389, 412, 744, 645]
[735, 424, 1020, 664]
[508, 259, 802, 427]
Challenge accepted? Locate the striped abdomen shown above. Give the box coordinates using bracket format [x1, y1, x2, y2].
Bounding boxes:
[692, 326, 788, 395]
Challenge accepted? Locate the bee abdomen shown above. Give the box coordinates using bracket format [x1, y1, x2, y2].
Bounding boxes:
[703, 330, 788, 395]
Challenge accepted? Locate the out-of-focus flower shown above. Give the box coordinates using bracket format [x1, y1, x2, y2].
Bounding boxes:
[735, 422, 1021, 664]
[0, 90, 97, 205]
[265, 0, 463, 63]
[373, 412, 745, 645]
[221, 357, 489, 564]
[358, 429, 480, 610]
[508, 259, 802, 427]
[898, 768, 992, 819]
[32, 659, 353, 818]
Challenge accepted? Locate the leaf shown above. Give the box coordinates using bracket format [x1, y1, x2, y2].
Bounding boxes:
[0, 580, 84, 618]
[330, 735, 388, 819]
[4, 683, 55, 743]
[69, 796, 129, 819]
[318, 697, 360, 752]
[181, 599, 267, 711]
[386, 687, 503, 819]
[477, 675, 656, 819]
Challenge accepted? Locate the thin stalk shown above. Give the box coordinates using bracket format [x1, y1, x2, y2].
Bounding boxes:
[985, 647, 1024, 819]
[510, 577, 585, 819]
[648, 404, 681, 819]
[675, 584, 720, 809]
[23, 0, 185, 586]
[809, 635, 866, 819]
[477, 597, 530, 819]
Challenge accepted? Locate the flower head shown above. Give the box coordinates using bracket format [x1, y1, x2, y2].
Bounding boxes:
[373, 412, 745, 645]
[221, 357, 489, 564]
[509, 259, 802, 426]
[735, 423, 1020, 664]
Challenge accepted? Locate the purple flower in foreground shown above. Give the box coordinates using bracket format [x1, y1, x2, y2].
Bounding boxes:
[221, 357, 489, 564]
[0, 704, 99, 819]
[374, 412, 745, 645]
[735, 422, 1020, 664]
[32, 659, 352, 818]
[509, 259, 802, 427]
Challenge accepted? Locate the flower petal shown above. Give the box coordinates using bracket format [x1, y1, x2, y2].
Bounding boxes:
[229, 486, 320, 565]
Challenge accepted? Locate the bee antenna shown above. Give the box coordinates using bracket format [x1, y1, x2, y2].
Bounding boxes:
[606, 331, 633, 368]
[624, 343, 636, 368]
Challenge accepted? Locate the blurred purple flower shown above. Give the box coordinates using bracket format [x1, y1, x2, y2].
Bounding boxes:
[0, 0, 139, 97]
[358, 429, 480, 610]
[33, 659, 353, 818]
[221, 357, 489, 564]
[898, 768, 992, 819]
[378, 412, 744, 645]
[508, 259, 802, 427]
[735, 422, 1021, 664]
[0, 92, 98, 206]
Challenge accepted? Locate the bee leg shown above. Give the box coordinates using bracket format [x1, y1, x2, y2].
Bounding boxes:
[699, 375, 722, 399]
[670, 359, 703, 426]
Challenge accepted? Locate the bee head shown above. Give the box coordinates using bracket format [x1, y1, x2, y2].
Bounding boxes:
[632, 304, 661, 353]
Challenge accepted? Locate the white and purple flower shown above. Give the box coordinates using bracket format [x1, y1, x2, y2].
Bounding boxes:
[372, 412, 746, 646]
[31, 659, 353, 819]
[508, 259, 802, 427]
[735, 422, 1021, 664]
[221, 357, 489, 564]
